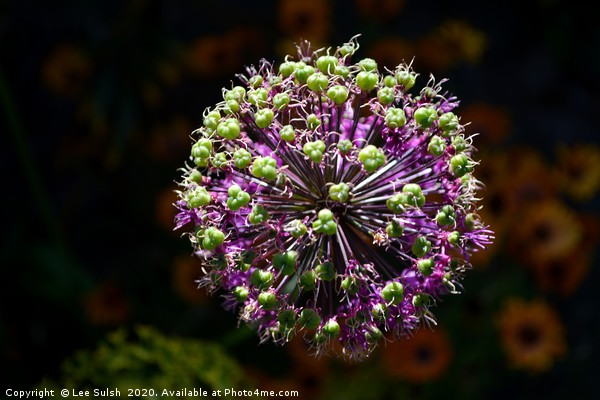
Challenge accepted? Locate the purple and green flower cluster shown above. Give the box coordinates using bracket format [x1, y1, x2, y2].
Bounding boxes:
[175, 37, 493, 359]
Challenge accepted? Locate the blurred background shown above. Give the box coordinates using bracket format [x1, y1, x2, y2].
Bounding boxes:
[2, 0, 599, 398]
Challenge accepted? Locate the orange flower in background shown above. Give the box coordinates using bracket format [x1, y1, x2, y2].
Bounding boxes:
[355, 0, 405, 22]
[555, 144, 600, 202]
[278, 0, 330, 43]
[41, 44, 93, 97]
[187, 35, 240, 77]
[461, 103, 512, 145]
[172, 257, 209, 304]
[530, 250, 591, 297]
[381, 328, 453, 382]
[497, 298, 566, 373]
[85, 281, 131, 327]
[416, 20, 486, 72]
[506, 147, 558, 208]
[155, 186, 180, 233]
[366, 37, 414, 70]
[508, 200, 583, 265]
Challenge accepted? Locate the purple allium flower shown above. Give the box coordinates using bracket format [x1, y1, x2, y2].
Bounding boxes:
[175, 36, 493, 360]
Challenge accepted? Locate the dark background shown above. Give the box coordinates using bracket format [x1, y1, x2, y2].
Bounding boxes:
[2, 0, 599, 398]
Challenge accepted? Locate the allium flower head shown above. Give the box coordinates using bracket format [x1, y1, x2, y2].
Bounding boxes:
[175, 36, 493, 359]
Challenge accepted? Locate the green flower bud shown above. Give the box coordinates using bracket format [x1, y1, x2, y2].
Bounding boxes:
[258, 291, 277, 310]
[306, 113, 321, 130]
[233, 148, 252, 169]
[316, 55, 338, 74]
[322, 319, 340, 337]
[312, 209, 337, 236]
[356, 71, 379, 92]
[191, 138, 213, 166]
[358, 58, 378, 71]
[366, 326, 383, 343]
[358, 145, 386, 173]
[465, 213, 478, 231]
[279, 125, 296, 142]
[307, 72, 329, 92]
[414, 106, 438, 128]
[385, 107, 407, 129]
[255, 108, 274, 129]
[452, 135, 467, 152]
[273, 250, 298, 276]
[201, 227, 225, 250]
[294, 62, 315, 84]
[278, 309, 296, 329]
[326, 85, 349, 105]
[299, 270, 316, 291]
[233, 286, 248, 302]
[381, 281, 404, 305]
[315, 261, 336, 281]
[450, 153, 473, 177]
[203, 110, 221, 132]
[412, 236, 432, 258]
[412, 293, 430, 307]
[212, 152, 227, 168]
[225, 86, 246, 102]
[438, 112, 459, 132]
[279, 61, 297, 78]
[386, 193, 406, 214]
[303, 140, 326, 163]
[299, 308, 321, 330]
[186, 186, 211, 208]
[417, 258, 435, 276]
[395, 69, 416, 90]
[383, 75, 397, 87]
[248, 74, 263, 89]
[436, 205, 456, 226]
[250, 269, 274, 290]
[286, 219, 308, 238]
[428, 135, 446, 156]
[248, 88, 268, 107]
[248, 204, 270, 225]
[227, 184, 251, 211]
[216, 118, 241, 139]
[337, 139, 353, 154]
[371, 303, 388, 322]
[386, 219, 404, 237]
[188, 169, 203, 184]
[329, 182, 350, 203]
[273, 92, 291, 110]
[401, 183, 426, 207]
[341, 276, 359, 294]
[339, 42, 356, 57]
[251, 156, 278, 180]
[377, 86, 395, 105]
[448, 231, 460, 246]
[334, 65, 350, 78]
[224, 99, 239, 114]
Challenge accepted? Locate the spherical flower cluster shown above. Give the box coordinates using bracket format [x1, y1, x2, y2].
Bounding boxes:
[174, 36, 493, 359]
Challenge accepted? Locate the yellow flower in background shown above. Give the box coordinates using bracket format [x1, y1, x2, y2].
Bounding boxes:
[187, 35, 240, 77]
[416, 20, 486, 71]
[278, 0, 331, 43]
[530, 250, 591, 297]
[461, 103, 512, 145]
[497, 298, 566, 373]
[172, 257, 209, 305]
[555, 144, 600, 202]
[381, 328, 453, 382]
[508, 200, 583, 265]
[41, 44, 93, 97]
